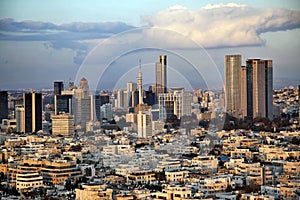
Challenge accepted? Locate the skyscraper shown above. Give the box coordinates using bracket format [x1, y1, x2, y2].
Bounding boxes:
[156, 55, 167, 94]
[54, 94, 73, 115]
[246, 59, 273, 119]
[138, 59, 143, 105]
[15, 106, 25, 133]
[137, 111, 152, 138]
[127, 82, 137, 108]
[72, 78, 91, 131]
[54, 81, 64, 95]
[265, 60, 273, 120]
[24, 92, 42, 133]
[225, 55, 273, 119]
[0, 91, 8, 122]
[95, 94, 110, 121]
[225, 55, 242, 117]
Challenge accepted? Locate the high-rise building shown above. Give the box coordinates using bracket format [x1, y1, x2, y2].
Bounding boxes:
[54, 94, 73, 115]
[225, 55, 242, 117]
[155, 55, 167, 94]
[116, 90, 125, 108]
[137, 111, 152, 138]
[265, 60, 273, 120]
[100, 103, 113, 121]
[225, 55, 273, 119]
[0, 91, 8, 122]
[246, 59, 273, 119]
[72, 78, 91, 131]
[240, 66, 248, 117]
[158, 88, 192, 120]
[15, 106, 25, 133]
[127, 82, 137, 108]
[54, 81, 64, 95]
[51, 113, 74, 135]
[24, 92, 42, 133]
[95, 94, 110, 121]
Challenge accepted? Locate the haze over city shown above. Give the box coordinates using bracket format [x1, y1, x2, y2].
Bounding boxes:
[0, 0, 300, 90]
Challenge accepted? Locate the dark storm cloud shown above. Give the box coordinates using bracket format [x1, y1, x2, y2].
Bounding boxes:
[0, 18, 135, 41]
[0, 19, 136, 65]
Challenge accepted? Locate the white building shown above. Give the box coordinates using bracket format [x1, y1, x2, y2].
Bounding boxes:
[137, 111, 152, 138]
[158, 88, 192, 119]
[100, 103, 113, 120]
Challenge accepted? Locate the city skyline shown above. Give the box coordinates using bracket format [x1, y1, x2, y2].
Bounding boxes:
[0, 0, 300, 90]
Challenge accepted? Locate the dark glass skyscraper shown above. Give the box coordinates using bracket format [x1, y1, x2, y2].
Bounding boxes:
[54, 81, 64, 95]
[95, 94, 110, 121]
[54, 94, 73, 115]
[0, 91, 8, 122]
[24, 92, 42, 133]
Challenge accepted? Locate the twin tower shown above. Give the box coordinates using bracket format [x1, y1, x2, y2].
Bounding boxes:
[225, 55, 273, 119]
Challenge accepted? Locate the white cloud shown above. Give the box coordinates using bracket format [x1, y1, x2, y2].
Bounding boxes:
[142, 3, 300, 48]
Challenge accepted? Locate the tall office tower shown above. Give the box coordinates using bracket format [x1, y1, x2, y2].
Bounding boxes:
[51, 113, 74, 135]
[137, 111, 152, 138]
[158, 88, 192, 120]
[131, 91, 140, 107]
[138, 60, 144, 105]
[0, 91, 8, 122]
[15, 106, 25, 133]
[54, 94, 73, 115]
[95, 94, 110, 121]
[54, 81, 64, 95]
[127, 82, 137, 107]
[240, 66, 248, 117]
[265, 60, 273, 120]
[72, 78, 91, 131]
[155, 55, 167, 94]
[100, 103, 113, 121]
[245, 59, 273, 119]
[225, 55, 242, 117]
[78, 77, 89, 96]
[116, 89, 125, 108]
[24, 92, 42, 133]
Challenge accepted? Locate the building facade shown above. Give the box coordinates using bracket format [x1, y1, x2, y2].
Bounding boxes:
[155, 55, 167, 94]
[51, 113, 75, 135]
[24, 92, 42, 133]
[0, 91, 8, 122]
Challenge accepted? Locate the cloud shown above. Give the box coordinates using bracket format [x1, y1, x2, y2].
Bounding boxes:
[0, 19, 134, 34]
[142, 3, 300, 48]
[0, 19, 136, 65]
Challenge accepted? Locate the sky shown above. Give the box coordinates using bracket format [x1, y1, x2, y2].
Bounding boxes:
[0, 0, 299, 90]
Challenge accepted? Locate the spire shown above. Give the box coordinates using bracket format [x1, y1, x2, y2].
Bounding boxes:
[138, 59, 143, 105]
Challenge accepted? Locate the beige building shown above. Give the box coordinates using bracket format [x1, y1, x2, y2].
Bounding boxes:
[51, 113, 74, 135]
[41, 160, 82, 185]
[225, 54, 242, 117]
[126, 171, 155, 184]
[165, 170, 189, 182]
[246, 166, 273, 186]
[16, 172, 43, 189]
[75, 184, 113, 200]
[191, 156, 218, 172]
[137, 111, 152, 138]
[154, 185, 192, 200]
[15, 106, 25, 133]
